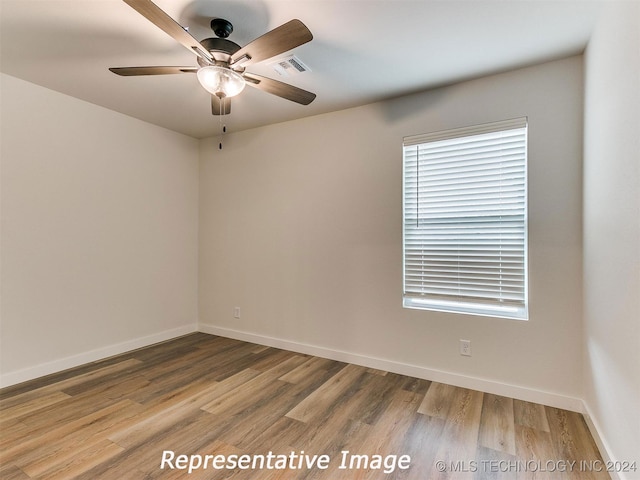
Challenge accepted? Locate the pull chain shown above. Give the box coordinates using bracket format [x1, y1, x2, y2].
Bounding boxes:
[218, 97, 226, 150]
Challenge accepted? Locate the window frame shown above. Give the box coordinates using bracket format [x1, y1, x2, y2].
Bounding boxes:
[402, 118, 529, 321]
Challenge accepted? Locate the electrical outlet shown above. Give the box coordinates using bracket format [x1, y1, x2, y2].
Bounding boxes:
[233, 307, 241, 319]
[460, 339, 471, 356]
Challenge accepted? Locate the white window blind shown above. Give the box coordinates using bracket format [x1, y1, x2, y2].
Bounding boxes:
[402, 118, 528, 320]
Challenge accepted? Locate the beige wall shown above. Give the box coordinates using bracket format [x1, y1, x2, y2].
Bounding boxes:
[199, 56, 585, 409]
[583, 1, 640, 475]
[0, 74, 199, 385]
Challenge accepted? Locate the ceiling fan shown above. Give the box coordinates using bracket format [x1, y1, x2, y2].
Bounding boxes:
[109, 0, 316, 115]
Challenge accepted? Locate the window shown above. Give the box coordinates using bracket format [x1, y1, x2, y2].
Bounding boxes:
[402, 118, 528, 320]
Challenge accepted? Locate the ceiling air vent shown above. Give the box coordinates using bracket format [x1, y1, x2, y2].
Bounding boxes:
[269, 55, 311, 77]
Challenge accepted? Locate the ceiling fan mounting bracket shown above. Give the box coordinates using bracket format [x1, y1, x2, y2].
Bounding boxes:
[211, 18, 233, 38]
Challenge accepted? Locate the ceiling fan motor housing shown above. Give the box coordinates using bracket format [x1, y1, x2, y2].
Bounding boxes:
[197, 37, 241, 67]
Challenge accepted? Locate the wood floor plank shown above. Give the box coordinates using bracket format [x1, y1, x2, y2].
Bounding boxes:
[135, 411, 226, 478]
[239, 416, 309, 454]
[131, 342, 256, 396]
[428, 386, 485, 479]
[392, 373, 432, 395]
[0, 391, 71, 423]
[26, 439, 124, 480]
[514, 424, 557, 480]
[214, 380, 319, 450]
[354, 389, 422, 479]
[287, 384, 373, 455]
[0, 359, 142, 408]
[0, 419, 33, 447]
[11, 402, 141, 473]
[417, 381, 457, 419]
[248, 349, 303, 373]
[279, 356, 340, 384]
[0, 334, 608, 480]
[155, 440, 243, 480]
[400, 410, 447, 479]
[235, 361, 354, 452]
[0, 379, 147, 451]
[108, 375, 245, 449]
[478, 394, 517, 456]
[200, 371, 284, 417]
[514, 399, 551, 432]
[545, 407, 610, 480]
[0, 465, 30, 480]
[78, 410, 224, 480]
[285, 363, 369, 423]
[3, 399, 141, 463]
[353, 372, 415, 426]
[474, 445, 518, 480]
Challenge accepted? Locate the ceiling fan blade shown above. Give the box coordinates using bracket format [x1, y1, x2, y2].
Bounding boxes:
[109, 66, 197, 76]
[123, 0, 213, 63]
[243, 73, 316, 105]
[231, 19, 312, 67]
[211, 95, 231, 115]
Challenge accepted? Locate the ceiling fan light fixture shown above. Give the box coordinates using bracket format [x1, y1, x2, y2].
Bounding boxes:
[197, 65, 245, 98]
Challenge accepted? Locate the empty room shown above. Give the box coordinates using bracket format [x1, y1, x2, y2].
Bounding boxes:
[1, 0, 638, 479]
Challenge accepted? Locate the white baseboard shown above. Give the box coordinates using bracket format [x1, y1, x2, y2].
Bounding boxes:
[0, 323, 198, 388]
[582, 402, 623, 480]
[198, 323, 584, 413]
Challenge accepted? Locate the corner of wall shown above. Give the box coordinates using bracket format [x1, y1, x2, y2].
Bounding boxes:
[582, 1, 640, 475]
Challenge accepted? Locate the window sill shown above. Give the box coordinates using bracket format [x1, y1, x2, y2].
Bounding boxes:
[403, 298, 528, 321]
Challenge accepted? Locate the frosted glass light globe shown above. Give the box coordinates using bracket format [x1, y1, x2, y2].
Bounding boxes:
[197, 66, 246, 98]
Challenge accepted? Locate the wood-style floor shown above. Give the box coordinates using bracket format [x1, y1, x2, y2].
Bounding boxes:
[1, 333, 608, 479]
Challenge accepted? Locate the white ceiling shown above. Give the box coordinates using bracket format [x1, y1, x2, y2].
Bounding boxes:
[1, 0, 603, 139]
